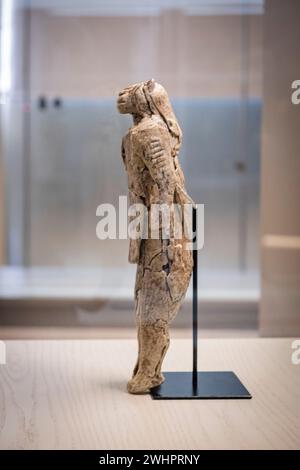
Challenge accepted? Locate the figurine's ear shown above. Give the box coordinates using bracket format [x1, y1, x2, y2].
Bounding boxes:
[146, 79, 155, 92]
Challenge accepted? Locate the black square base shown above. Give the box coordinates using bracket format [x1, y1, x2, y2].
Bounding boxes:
[150, 371, 252, 400]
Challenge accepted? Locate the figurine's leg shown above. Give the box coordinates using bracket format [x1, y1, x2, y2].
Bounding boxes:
[131, 266, 144, 379]
[131, 316, 169, 382]
[154, 327, 170, 380]
[127, 320, 169, 394]
[131, 323, 140, 378]
[128, 240, 192, 394]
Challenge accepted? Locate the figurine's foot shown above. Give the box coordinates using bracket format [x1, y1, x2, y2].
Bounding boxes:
[127, 372, 165, 394]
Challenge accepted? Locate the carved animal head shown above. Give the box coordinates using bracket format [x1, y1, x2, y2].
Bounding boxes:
[117, 79, 182, 157]
[117, 82, 149, 116]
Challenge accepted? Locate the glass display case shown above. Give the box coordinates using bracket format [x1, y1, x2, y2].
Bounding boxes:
[1, 0, 263, 300]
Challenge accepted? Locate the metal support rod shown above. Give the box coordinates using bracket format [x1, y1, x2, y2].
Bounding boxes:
[192, 207, 198, 387]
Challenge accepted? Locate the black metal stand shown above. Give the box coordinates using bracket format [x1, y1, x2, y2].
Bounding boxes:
[150, 207, 252, 400]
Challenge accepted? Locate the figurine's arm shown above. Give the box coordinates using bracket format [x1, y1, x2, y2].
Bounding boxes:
[140, 124, 176, 205]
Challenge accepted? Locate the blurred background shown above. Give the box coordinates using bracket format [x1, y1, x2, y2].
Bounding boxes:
[0, 0, 299, 339]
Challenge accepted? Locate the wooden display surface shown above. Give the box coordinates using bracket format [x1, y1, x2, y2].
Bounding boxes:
[0, 338, 299, 449]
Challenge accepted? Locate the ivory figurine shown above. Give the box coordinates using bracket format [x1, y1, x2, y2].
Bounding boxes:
[117, 79, 193, 394]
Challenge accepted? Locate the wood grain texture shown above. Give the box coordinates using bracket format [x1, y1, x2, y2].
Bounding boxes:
[0, 338, 299, 450]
